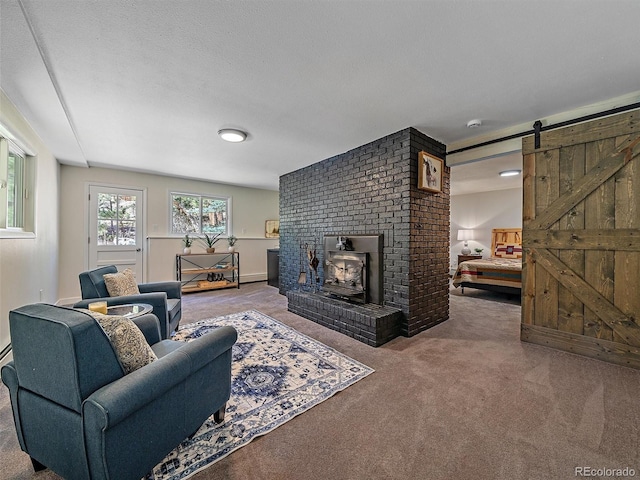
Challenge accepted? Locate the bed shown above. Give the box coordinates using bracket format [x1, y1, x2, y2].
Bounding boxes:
[452, 228, 522, 296]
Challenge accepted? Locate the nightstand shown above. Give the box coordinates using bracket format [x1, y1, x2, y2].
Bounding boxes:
[458, 254, 482, 264]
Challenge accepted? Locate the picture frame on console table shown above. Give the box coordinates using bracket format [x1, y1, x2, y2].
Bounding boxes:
[418, 151, 443, 193]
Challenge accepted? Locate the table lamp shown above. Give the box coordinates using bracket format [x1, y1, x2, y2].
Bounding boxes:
[457, 229, 474, 255]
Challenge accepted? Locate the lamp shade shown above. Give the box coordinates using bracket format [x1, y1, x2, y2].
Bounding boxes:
[457, 230, 474, 241]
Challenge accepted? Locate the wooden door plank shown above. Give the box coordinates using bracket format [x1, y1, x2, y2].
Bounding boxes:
[523, 229, 640, 251]
[532, 248, 640, 347]
[522, 153, 536, 225]
[534, 149, 559, 329]
[521, 250, 535, 326]
[521, 324, 640, 370]
[558, 143, 585, 335]
[527, 135, 640, 230]
[614, 136, 640, 343]
[584, 138, 616, 340]
[522, 110, 640, 154]
[522, 153, 536, 326]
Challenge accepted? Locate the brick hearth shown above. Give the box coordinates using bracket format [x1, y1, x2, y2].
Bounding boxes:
[287, 291, 403, 347]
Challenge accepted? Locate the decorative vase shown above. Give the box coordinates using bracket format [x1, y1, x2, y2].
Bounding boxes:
[183, 247, 191, 255]
[228, 246, 235, 253]
[206, 247, 215, 253]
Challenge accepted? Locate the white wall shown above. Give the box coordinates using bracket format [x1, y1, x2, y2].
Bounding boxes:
[58, 165, 279, 302]
[450, 187, 522, 269]
[0, 91, 60, 358]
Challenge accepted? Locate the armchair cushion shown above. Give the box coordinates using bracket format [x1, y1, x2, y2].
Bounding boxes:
[103, 268, 140, 296]
[85, 310, 157, 374]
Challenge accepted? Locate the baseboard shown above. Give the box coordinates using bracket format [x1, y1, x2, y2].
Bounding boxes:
[240, 273, 267, 283]
[521, 323, 640, 370]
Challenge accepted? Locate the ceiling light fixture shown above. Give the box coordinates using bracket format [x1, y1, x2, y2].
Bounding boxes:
[218, 128, 247, 143]
[466, 119, 482, 128]
[499, 170, 522, 177]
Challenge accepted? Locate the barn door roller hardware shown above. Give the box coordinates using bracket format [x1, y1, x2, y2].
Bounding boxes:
[533, 120, 543, 149]
[447, 101, 640, 156]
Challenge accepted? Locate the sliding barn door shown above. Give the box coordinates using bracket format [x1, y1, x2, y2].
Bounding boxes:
[521, 110, 640, 368]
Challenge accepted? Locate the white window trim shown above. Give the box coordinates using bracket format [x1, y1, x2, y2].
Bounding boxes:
[0, 125, 36, 237]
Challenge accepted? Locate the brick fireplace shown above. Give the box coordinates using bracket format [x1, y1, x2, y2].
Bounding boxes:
[280, 127, 450, 346]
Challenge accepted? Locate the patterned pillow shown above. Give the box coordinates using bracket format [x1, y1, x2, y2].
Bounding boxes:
[85, 310, 157, 374]
[103, 268, 140, 296]
[494, 243, 523, 258]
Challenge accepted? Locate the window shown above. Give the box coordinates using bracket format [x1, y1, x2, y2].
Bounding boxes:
[0, 135, 33, 234]
[97, 193, 137, 245]
[170, 192, 230, 235]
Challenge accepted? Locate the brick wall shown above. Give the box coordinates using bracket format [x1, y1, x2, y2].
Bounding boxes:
[408, 129, 450, 335]
[279, 127, 449, 338]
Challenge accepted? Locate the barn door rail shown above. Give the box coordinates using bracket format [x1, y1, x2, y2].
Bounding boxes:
[447, 101, 640, 156]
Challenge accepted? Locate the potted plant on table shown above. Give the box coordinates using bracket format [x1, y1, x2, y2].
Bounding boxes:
[199, 232, 222, 253]
[182, 234, 193, 254]
[227, 235, 238, 253]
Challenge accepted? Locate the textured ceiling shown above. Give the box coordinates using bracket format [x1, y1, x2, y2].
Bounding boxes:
[450, 151, 523, 196]
[1, 0, 640, 192]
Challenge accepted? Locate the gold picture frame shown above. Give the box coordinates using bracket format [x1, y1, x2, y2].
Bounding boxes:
[265, 220, 279, 238]
[418, 151, 443, 193]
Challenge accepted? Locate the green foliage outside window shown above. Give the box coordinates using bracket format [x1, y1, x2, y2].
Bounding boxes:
[97, 193, 136, 245]
[171, 193, 228, 235]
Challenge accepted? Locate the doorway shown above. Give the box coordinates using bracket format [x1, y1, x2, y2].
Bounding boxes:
[88, 185, 145, 281]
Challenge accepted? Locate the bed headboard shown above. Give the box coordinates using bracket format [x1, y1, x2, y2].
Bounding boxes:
[491, 228, 522, 258]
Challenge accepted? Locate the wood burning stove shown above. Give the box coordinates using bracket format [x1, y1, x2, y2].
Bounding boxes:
[322, 234, 383, 305]
[324, 250, 368, 303]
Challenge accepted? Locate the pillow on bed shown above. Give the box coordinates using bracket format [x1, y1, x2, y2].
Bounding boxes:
[494, 243, 523, 259]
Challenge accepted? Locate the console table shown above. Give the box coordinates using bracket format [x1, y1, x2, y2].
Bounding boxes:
[176, 252, 240, 293]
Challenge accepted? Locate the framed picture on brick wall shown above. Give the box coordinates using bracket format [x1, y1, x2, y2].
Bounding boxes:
[418, 151, 443, 193]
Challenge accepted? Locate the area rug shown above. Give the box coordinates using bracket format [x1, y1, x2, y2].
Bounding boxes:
[147, 310, 374, 480]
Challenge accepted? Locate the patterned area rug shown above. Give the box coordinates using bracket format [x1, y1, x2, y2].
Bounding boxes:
[148, 310, 374, 480]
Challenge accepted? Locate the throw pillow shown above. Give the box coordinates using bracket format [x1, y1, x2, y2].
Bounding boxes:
[494, 243, 523, 259]
[103, 268, 140, 297]
[84, 310, 157, 374]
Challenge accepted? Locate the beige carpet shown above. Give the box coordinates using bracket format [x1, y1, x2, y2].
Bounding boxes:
[1, 282, 638, 480]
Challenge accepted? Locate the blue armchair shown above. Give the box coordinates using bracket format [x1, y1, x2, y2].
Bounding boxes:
[1, 303, 237, 480]
[74, 265, 182, 339]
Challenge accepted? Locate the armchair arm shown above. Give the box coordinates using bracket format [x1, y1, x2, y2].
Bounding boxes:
[138, 281, 182, 299]
[132, 313, 162, 345]
[171, 325, 237, 372]
[1, 363, 26, 450]
[82, 325, 237, 428]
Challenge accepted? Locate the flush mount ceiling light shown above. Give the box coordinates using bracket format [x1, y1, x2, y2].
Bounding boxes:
[218, 128, 247, 143]
[499, 170, 522, 177]
[466, 119, 482, 128]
